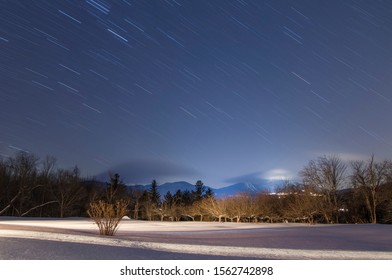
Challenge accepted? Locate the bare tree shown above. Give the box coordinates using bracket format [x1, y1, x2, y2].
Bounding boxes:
[351, 156, 391, 223]
[40, 155, 57, 179]
[6, 152, 39, 215]
[88, 200, 128, 236]
[201, 196, 227, 222]
[281, 184, 321, 224]
[129, 187, 144, 220]
[224, 194, 250, 222]
[0, 157, 12, 215]
[51, 166, 86, 218]
[140, 190, 154, 220]
[0, 152, 60, 216]
[36, 155, 57, 217]
[254, 192, 282, 223]
[189, 200, 208, 221]
[300, 155, 347, 223]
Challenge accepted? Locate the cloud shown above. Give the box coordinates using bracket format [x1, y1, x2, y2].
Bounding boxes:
[95, 159, 199, 184]
[225, 171, 265, 185]
[263, 169, 294, 180]
[225, 168, 295, 184]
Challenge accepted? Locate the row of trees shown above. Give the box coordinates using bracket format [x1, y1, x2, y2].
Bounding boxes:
[118, 155, 391, 224]
[126, 179, 214, 221]
[0, 152, 391, 224]
[0, 153, 86, 218]
[0, 152, 215, 220]
[300, 155, 392, 224]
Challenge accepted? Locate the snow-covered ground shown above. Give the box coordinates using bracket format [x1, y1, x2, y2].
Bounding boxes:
[0, 217, 391, 260]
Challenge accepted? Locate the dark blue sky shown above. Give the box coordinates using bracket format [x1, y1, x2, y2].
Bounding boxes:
[1, 0, 392, 187]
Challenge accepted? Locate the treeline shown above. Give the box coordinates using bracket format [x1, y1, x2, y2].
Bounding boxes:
[0, 153, 88, 217]
[0, 151, 215, 219]
[0, 152, 391, 224]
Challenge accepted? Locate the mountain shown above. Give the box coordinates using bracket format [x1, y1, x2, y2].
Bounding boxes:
[124, 181, 202, 197]
[92, 178, 284, 198]
[157, 181, 196, 196]
[150, 180, 284, 198]
[213, 180, 282, 197]
[213, 183, 261, 197]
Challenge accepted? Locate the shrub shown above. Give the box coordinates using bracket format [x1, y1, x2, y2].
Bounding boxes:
[87, 200, 129, 236]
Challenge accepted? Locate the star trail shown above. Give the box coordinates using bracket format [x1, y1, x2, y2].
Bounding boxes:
[1, 0, 392, 187]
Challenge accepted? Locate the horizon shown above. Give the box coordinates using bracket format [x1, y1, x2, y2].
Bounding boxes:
[1, 1, 391, 188]
[95, 177, 286, 190]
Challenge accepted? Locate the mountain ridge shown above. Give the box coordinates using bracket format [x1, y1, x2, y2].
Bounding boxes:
[102, 180, 285, 198]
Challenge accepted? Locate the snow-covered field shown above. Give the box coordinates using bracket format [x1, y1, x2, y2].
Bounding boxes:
[0, 217, 391, 260]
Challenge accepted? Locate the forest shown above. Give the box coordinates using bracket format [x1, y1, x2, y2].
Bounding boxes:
[0, 151, 391, 224]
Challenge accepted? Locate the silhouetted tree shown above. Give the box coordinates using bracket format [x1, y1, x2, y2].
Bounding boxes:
[50, 166, 86, 218]
[192, 180, 205, 203]
[205, 187, 214, 198]
[149, 179, 161, 207]
[104, 173, 127, 203]
[0, 152, 60, 217]
[163, 191, 174, 207]
[300, 155, 347, 223]
[128, 186, 144, 220]
[139, 190, 150, 220]
[351, 156, 392, 223]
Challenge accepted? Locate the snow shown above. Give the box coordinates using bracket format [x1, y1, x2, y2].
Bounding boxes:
[0, 217, 391, 260]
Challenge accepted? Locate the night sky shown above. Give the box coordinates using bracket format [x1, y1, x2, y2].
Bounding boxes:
[1, 0, 392, 187]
